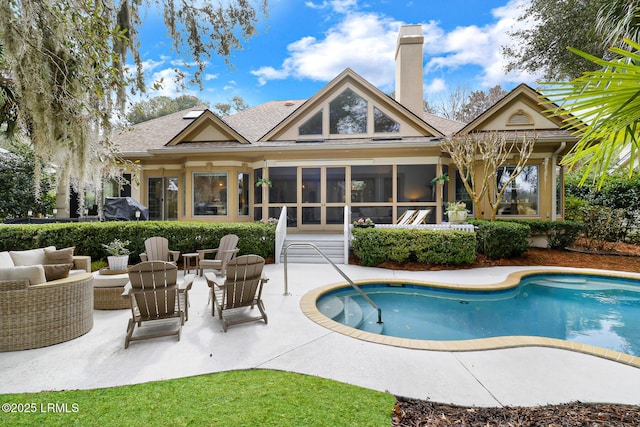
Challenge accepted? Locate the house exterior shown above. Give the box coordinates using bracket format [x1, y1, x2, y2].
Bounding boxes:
[113, 25, 578, 231]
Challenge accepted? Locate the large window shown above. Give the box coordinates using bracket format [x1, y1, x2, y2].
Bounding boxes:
[193, 172, 227, 216]
[497, 166, 538, 216]
[397, 165, 435, 202]
[373, 107, 399, 133]
[351, 165, 392, 203]
[269, 167, 297, 203]
[330, 89, 367, 134]
[299, 110, 323, 135]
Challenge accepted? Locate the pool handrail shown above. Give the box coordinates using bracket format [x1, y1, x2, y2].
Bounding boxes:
[283, 242, 383, 324]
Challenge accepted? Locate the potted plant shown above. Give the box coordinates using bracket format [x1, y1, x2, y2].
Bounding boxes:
[445, 201, 468, 224]
[102, 239, 132, 271]
[353, 217, 375, 228]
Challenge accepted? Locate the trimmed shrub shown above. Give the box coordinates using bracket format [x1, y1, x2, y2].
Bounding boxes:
[351, 228, 476, 267]
[471, 220, 530, 259]
[499, 219, 584, 249]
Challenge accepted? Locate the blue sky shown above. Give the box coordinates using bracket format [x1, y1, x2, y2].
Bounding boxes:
[134, 0, 537, 110]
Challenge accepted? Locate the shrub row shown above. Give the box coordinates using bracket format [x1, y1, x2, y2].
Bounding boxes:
[494, 219, 584, 249]
[0, 221, 276, 263]
[351, 228, 477, 267]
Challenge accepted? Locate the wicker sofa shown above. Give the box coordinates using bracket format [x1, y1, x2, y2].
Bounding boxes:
[0, 247, 94, 351]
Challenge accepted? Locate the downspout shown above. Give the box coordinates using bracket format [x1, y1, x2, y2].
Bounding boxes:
[551, 142, 566, 221]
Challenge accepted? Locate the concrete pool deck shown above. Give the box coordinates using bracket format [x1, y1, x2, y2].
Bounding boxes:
[1, 264, 640, 407]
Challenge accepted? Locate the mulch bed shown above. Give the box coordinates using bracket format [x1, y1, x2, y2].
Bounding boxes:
[392, 398, 640, 426]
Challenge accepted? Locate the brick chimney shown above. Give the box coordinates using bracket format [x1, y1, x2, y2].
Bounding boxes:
[395, 24, 424, 116]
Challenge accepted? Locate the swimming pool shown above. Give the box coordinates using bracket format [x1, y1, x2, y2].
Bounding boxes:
[302, 270, 640, 365]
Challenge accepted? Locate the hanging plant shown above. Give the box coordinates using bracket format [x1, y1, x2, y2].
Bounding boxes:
[431, 174, 450, 184]
[255, 177, 272, 187]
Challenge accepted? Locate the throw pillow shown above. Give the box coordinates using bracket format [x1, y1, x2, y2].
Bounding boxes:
[43, 263, 73, 281]
[44, 247, 75, 265]
[0, 265, 46, 285]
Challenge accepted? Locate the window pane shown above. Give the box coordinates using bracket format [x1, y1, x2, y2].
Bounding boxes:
[254, 168, 263, 204]
[238, 173, 249, 216]
[269, 206, 296, 227]
[330, 88, 367, 134]
[497, 166, 538, 216]
[269, 167, 297, 203]
[326, 207, 344, 224]
[193, 172, 227, 216]
[374, 107, 399, 133]
[326, 167, 345, 203]
[398, 165, 435, 202]
[351, 165, 392, 203]
[299, 109, 323, 135]
[302, 207, 321, 224]
[556, 166, 563, 216]
[352, 206, 392, 224]
[302, 168, 320, 203]
[453, 169, 473, 214]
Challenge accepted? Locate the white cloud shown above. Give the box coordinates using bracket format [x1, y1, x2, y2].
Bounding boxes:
[252, 12, 401, 90]
[254, 0, 540, 96]
[424, 78, 446, 95]
[305, 0, 357, 13]
[204, 73, 219, 81]
[424, 0, 540, 88]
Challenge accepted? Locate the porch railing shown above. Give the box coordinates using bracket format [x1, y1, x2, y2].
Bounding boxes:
[274, 205, 287, 265]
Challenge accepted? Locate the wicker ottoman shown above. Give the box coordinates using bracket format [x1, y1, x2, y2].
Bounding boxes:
[93, 270, 130, 310]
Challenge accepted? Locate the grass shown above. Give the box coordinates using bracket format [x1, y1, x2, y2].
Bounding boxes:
[1, 369, 395, 426]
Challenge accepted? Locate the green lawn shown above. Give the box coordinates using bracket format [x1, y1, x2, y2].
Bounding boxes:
[1, 369, 395, 426]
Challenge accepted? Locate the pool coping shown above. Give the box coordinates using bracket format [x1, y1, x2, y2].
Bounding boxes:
[300, 267, 640, 369]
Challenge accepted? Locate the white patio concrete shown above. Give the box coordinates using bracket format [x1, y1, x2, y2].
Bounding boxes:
[1, 264, 640, 407]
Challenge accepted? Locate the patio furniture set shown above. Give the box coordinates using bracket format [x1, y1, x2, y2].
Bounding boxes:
[1, 235, 269, 351]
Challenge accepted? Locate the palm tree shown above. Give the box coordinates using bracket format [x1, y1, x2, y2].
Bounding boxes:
[542, 38, 640, 188]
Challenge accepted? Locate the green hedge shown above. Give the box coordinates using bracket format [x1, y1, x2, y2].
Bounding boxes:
[495, 219, 585, 249]
[0, 221, 276, 263]
[351, 228, 476, 267]
[470, 220, 530, 259]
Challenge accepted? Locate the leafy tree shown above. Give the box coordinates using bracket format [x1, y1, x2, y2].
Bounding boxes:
[0, 0, 267, 213]
[543, 39, 640, 188]
[0, 140, 55, 220]
[440, 132, 535, 220]
[212, 96, 250, 117]
[502, 0, 616, 80]
[127, 95, 207, 124]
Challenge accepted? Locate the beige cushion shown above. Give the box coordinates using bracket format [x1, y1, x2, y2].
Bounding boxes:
[44, 247, 75, 265]
[9, 246, 55, 266]
[0, 265, 46, 285]
[43, 264, 73, 281]
[0, 251, 15, 268]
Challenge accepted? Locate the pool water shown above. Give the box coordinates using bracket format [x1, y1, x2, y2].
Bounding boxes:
[316, 274, 640, 356]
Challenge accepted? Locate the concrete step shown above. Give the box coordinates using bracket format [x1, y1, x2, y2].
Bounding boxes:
[281, 234, 346, 264]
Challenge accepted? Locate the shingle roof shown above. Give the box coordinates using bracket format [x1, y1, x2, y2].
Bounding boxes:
[114, 105, 208, 152]
[113, 100, 464, 153]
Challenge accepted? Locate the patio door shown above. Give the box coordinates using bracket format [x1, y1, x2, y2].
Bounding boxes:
[299, 167, 345, 229]
[148, 177, 178, 221]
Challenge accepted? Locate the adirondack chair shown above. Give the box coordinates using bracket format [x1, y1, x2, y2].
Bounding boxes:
[197, 234, 239, 276]
[206, 254, 268, 332]
[139, 237, 180, 264]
